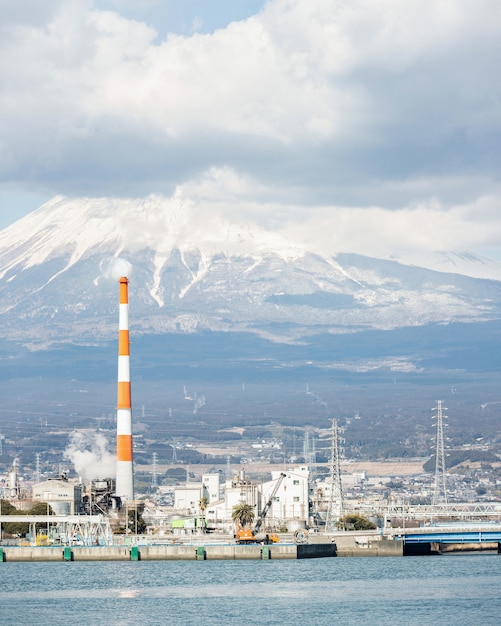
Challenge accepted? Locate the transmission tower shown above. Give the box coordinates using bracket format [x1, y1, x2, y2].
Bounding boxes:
[34, 452, 41, 485]
[151, 452, 158, 491]
[303, 430, 317, 471]
[432, 400, 448, 505]
[325, 419, 344, 532]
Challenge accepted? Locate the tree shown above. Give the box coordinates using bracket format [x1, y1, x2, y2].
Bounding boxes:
[0, 499, 17, 515]
[198, 497, 208, 513]
[0, 500, 54, 537]
[338, 514, 377, 531]
[29, 502, 54, 516]
[232, 503, 255, 528]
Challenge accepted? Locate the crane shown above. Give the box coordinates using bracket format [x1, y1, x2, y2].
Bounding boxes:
[235, 472, 286, 544]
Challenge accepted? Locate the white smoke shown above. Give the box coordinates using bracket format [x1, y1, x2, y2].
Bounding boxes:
[64, 431, 116, 480]
[100, 256, 133, 281]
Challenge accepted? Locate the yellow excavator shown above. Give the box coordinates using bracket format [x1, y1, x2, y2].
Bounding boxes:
[235, 472, 286, 544]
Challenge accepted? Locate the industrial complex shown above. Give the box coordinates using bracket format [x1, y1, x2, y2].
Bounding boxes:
[1, 277, 500, 560]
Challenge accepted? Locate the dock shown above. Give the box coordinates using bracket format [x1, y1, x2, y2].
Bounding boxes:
[0, 542, 338, 562]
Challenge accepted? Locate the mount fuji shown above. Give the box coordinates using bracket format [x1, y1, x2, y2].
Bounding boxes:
[1, 195, 501, 349]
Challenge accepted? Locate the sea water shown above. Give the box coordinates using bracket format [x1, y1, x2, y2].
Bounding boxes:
[0, 553, 500, 625]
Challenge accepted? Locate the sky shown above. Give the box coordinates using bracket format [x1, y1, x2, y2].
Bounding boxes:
[1, 0, 501, 262]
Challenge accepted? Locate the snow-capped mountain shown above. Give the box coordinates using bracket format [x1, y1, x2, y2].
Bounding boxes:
[1, 195, 501, 346]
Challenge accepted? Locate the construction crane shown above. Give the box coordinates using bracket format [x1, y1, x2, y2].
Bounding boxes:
[235, 472, 286, 544]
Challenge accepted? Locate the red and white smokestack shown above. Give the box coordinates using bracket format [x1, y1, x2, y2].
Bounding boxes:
[116, 276, 134, 500]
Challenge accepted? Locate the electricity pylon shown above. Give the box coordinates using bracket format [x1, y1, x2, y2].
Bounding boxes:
[151, 452, 158, 491]
[432, 400, 448, 505]
[325, 419, 344, 532]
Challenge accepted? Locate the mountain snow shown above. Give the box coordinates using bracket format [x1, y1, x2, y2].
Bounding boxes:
[1, 195, 501, 345]
[0, 194, 305, 279]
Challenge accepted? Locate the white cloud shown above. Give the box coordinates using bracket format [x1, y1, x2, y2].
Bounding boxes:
[3, 0, 498, 146]
[281, 195, 501, 262]
[0, 0, 66, 28]
[0, 0, 500, 259]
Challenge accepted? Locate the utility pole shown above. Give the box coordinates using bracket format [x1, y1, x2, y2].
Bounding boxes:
[325, 419, 344, 532]
[432, 400, 448, 505]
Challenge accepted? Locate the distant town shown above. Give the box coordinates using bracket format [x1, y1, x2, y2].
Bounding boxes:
[1, 396, 499, 544]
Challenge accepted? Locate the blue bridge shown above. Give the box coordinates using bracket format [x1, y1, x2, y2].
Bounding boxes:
[388, 524, 501, 555]
[398, 528, 501, 544]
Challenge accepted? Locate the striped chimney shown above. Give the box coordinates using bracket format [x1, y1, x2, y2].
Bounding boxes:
[116, 276, 134, 500]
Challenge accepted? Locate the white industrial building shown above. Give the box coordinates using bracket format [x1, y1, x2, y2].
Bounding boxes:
[262, 468, 309, 525]
[202, 473, 221, 504]
[173, 483, 205, 514]
[174, 473, 222, 515]
[203, 467, 310, 529]
[147, 467, 311, 534]
[32, 478, 83, 515]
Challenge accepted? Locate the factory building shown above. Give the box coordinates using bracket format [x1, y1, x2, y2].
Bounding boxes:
[203, 468, 310, 529]
[32, 477, 84, 515]
[174, 473, 222, 515]
[263, 468, 310, 524]
[174, 483, 205, 514]
[202, 473, 221, 504]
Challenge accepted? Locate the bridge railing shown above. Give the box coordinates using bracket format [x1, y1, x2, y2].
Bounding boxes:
[384, 502, 501, 522]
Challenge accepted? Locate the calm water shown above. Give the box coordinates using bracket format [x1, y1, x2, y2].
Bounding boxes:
[0, 553, 500, 625]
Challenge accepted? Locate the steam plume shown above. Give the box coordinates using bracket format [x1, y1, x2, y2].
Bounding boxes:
[64, 431, 116, 480]
[101, 257, 133, 281]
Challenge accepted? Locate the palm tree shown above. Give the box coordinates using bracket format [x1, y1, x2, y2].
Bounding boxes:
[198, 497, 208, 534]
[231, 502, 255, 529]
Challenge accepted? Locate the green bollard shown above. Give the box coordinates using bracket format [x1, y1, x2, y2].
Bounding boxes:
[261, 545, 271, 559]
[130, 546, 140, 561]
[0, 547, 4, 562]
[196, 546, 206, 560]
[63, 547, 73, 561]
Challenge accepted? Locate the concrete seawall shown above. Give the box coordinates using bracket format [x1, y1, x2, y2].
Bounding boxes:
[0, 532, 408, 561]
[323, 536, 403, 557]
[0, 543, 338, 562]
